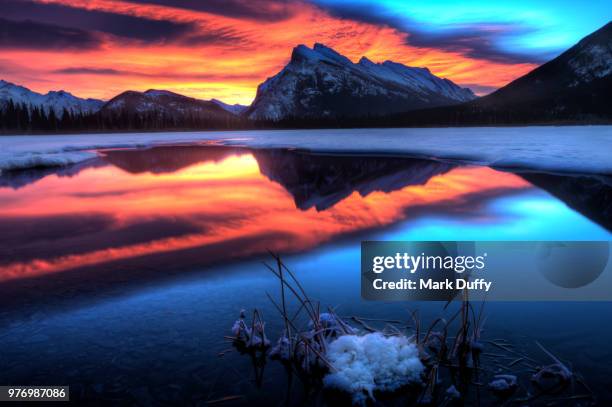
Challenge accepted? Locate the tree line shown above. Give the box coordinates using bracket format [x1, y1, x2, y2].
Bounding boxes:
[2, 98, 611, 134]
[0, 100, 248, 134]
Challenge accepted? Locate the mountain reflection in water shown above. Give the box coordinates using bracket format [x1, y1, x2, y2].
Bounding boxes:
[0, 145, 609, 295]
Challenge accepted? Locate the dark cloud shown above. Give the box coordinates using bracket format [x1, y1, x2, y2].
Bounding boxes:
[122, 0, 294, 22]
[0, 213, 115, 249]
[313, 3, 554, 64]
[177, 22, 253, 46]
[180, 31, 246, 46]
[1, 0, 196, 43]
[0, 18, 102, 50]
[54, 67, 126, 75]
[0, 214, 204, 265]
[53, 67, 261, 81]
[404, 24, 553, 64]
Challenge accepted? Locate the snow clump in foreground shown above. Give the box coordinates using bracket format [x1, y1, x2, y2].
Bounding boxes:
[323, 332, 424, 404]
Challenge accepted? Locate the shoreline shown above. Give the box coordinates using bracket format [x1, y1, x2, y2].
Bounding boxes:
[1, 126, 612, 176]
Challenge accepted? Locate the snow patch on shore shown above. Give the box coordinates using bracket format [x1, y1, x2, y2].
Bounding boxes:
[1, 126, 611, 175]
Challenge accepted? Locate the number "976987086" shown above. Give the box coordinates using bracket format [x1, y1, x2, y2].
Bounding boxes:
[0, 386, 69, 401]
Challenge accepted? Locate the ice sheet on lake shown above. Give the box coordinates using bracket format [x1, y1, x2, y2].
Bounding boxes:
[1, 126, 611, 175]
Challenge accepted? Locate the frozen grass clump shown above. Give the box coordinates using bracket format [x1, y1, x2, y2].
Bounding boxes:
[269, 335, 292, 360]
[323, 332, 424, 404]
[227, 255, 595, 405]
[310, 312, 355, 338]
[231, 309, 270, 349]
[488, 374, 517, 394]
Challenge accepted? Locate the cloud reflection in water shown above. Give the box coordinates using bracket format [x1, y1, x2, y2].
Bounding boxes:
[0, 146, 532, 281]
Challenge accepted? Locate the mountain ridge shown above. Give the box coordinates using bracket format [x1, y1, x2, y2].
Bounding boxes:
[0, 79, 104, 117]
[246, 43, 475, 120]
[475, 21, 612, 110]
[390, 21, 612, 125]
[99, 89, 239, 125]
[0, 80, 249, 121]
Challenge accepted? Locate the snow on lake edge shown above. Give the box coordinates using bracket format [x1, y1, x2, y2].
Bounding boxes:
[0, 126, 611, 175]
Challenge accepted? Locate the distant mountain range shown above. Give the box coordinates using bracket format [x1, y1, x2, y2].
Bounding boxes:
[101, 89, 237, 122]
[0, 80, 103, 117]
[0, 82, 246, 121]
[1, 21, 611, 131]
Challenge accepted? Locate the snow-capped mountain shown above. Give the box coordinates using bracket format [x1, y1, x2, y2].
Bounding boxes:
[246, 43, 475, 120]
[101, 89, 236, 121]
[393, 21, 612, 125]
[211, 99, 248, 115]
[471, 21, 612, 117]
[0, 80, 103, 116]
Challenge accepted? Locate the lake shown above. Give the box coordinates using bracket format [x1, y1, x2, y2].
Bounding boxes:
[0, 139, 611, 405]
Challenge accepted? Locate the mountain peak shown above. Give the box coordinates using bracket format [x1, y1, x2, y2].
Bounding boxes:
[358, 56, 374, 66]
[290, 44, 318, 62]
[46, 90, 72, 97]
[290, 43, 352, 66]
[312, 42, 332, 51]
[312, 43, 352, 65]
[0, 79, 30, 92]
[248, 43, 476, 121]
[144, 89, 181, 98]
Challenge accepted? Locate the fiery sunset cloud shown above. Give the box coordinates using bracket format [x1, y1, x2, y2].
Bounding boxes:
[0, 0, 608, 104]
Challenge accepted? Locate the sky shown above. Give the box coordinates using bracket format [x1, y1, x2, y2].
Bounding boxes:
[0, 0, 609, 104]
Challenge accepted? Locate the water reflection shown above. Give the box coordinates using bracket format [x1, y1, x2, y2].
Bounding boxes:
[103, 145, 243, 174]
[0, 158, 106, 190]
[0, 146, 531, 286]
[2, 145, 611, 302]
[253, 149, 454, 210]
[519, 172, 612, 230]
[0, 145, 611, 406]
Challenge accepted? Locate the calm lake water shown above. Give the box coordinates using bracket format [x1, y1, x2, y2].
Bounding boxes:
[0, 144, 611, 405]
